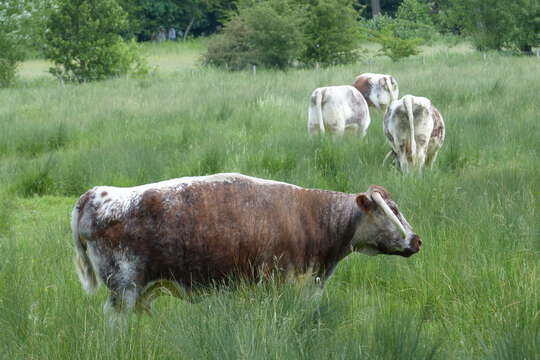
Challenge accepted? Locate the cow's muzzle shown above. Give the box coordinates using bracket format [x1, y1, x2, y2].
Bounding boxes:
[401, 234, 422, 257]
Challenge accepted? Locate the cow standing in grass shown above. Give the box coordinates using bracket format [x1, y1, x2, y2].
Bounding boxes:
[72, 173, 421, 323]
[353, 73, 399, 111]
[307, 85, 371, 137]
[383, 95, 445, 173]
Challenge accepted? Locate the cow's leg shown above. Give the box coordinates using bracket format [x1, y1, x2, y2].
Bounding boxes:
[100, 251, 144, 326]
[396, 148, 409, 173]
[425, 142, 442, 170]
[426, 150, 440, 169]
[104, 287, 140, 327]
[308, 125, 321, 137]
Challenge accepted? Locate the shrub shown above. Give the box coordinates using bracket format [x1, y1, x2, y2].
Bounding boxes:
[446, 0, 540, 53]
[396, 0, 434, 27]
[301, 0, 360, 66]
[0, 1, 26, 87]
[44, 0, 148, 82]
[372, 24, 422, 62]
[204, 0, 362, 70]
[395, 0, 438, 42]
[203, 0, 304, 70]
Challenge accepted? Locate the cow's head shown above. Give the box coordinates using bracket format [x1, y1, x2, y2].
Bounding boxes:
[377, 76, 399, 108]
[379, 75, 399, 105]
[352, 185, 421, 257]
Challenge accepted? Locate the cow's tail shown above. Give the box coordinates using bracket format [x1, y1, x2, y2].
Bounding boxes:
[315, 89, 325, 133]
[72, 199, 99, 294]
[404, 95, 417, 165]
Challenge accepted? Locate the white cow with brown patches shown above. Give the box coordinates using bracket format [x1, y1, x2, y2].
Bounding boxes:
[383, 95, 445, 173]
[353, 73, 399, 111]
[72, 173, 421, 323]
[308, 85, 371, 137]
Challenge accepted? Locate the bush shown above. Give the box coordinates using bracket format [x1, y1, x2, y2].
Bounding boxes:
[372, 24, 422, 62]
[204, 0, 362, 70]
[203, 0, 304, 70]
[395, 0, 438, 42]
[44, 0, 148, 82]
[301, 0, 360, 66]
[0, 1, 26, 87]
[362, 13, 436, 43]
[446, 0, 540, 53]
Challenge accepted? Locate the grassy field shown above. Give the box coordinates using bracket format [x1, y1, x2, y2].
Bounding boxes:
[0, 41, 539, 359]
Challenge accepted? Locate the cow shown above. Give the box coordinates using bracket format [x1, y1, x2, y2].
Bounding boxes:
[72, 173, 422, 322]
[353, 73, 399, 111]
[383, 95, 445, 173]
[307, 85, 371, 137]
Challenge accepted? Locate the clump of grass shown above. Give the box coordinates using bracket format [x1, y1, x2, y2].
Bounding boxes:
[14, 157, 55, 197]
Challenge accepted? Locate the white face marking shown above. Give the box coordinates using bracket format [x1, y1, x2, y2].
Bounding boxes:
[359, 73, 399, 109]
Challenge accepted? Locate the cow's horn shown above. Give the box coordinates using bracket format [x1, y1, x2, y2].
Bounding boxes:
[372, 192, 407, 237]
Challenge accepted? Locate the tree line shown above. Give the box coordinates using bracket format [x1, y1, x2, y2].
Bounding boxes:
[0, 0, 538, 86]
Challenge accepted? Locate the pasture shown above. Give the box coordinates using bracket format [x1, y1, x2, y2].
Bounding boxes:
[0, 41, 539, 359]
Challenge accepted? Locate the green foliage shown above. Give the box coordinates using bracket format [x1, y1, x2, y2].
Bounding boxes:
[371, 24, 422, 61]
[204, 0, 362, 69]
[301, 0, 360, 66]
[447, 0, 540, 52]
[396, 0, 434, 26]
[203, 0, 305, 70]
[0, 0, 27, 87]
[394, 0, 438, 41]
[44, 0, 148, 82]
[118, 0, 235, 41]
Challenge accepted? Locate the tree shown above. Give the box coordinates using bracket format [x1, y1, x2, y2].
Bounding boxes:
[0, 0, 29, 87]
[356, 0, 402, 18]
[446, 0, 540, 53]
[301, 0, 361, 66]
[118, 0, 235, 41]
[371, 0, 381, 16]
[44, 0, 147, 82]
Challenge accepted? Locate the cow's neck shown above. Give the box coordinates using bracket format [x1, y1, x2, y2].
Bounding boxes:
[304, 190, 360, 277]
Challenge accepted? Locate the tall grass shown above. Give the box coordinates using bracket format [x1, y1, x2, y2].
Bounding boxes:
[0, 42, 538, 358]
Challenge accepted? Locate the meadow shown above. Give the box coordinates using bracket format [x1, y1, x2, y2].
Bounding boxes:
[0, 41, 539, 359]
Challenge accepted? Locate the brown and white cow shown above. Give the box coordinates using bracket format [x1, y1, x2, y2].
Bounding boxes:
[72, 173, 421, 321]
[383, 95, 445, 173]
[353, 73, 399, 111]
[308, 85, 371, 137]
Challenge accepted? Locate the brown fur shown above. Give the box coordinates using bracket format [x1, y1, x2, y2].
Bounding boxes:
[353, 76, 373, 106]
[84, 180, 364, 290]
[430, 107, 444, 140]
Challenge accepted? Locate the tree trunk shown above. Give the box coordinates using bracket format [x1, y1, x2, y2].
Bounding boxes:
[183, 15, 195, 41]
[371, 0, 381, 17]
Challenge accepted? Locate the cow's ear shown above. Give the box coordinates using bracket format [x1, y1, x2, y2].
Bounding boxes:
[356, 193, 373, 212]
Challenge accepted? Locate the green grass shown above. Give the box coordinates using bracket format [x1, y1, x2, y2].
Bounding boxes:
[0, 40, 539, 359]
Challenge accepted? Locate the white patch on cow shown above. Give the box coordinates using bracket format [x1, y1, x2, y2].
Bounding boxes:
[92, 173, 302, 222]
[384, 95, 441, 172]
[307, 85, 370, 137]
[355, 73, 399, 110]
[114, 251, 139, 287]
